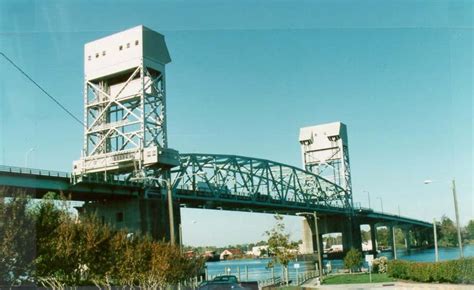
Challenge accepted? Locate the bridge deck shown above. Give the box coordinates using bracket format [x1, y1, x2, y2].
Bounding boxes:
[0, 164, 431, 228]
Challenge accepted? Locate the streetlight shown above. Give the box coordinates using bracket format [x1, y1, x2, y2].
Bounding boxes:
[376, 197, 384, 213]
[433, 218, 439, 262]
[296, 211, 323, 280]
[424, 178, 463, 258]
[363, 190, 371, 209]
[24, 147, 35, 167]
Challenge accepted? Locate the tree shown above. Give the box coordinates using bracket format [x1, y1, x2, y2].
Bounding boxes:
[377, 227, 389, 248]
[343, 248, 362, 273]
[0, 193, 36, 286]
[438, 215, 458, 247]
[265, 215, 298, 285]
[0, 191, 204, 287]
[465, 220, 474, 241]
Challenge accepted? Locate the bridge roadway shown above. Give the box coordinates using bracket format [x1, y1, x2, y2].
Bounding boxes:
[0, 157, 431, 228]
[0, 154, 433, 255]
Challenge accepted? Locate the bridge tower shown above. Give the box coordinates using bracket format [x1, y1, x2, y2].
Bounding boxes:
[299, 122, 352, 206]
[73, 25, 179, 182]
[299, 122, 361, 254]
[72, 26, 180, 243]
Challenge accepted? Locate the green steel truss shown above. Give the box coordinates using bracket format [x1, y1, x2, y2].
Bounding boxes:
[170, 153, 351, 209]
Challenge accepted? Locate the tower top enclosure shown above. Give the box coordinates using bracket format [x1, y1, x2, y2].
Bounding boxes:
[73, 26, 178, 179]
[84, 25, 171, 80]
[299, 122, 352, 206]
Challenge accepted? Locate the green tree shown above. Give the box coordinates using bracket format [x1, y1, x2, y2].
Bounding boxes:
[361, 229, 371, 243]
[0, 194, 36, 286]
[465, 220, 474, 241]
[377, 227, 389, 248]
[343, 248, 363, 273]
[265, 215, 298, 285]
[438, 215, 458, 247]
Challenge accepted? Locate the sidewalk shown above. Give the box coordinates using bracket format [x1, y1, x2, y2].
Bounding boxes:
[302, 278, 473, 289]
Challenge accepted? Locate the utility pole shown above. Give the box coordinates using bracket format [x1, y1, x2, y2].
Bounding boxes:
[452, 179, 463, 258]
[392, 226, 397, 260]
[364, 191, 371, 209]
[166, 175, 176, 245]
[313, 211, 323, 280]
[433, 218, 438, 262]
[296, 212, 323, 280]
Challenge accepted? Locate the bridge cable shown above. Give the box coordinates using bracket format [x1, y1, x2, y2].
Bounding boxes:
[0, 52, 86, 127]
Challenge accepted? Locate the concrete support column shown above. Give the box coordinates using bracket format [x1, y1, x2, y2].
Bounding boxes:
[403, 228, 411, 253]
[369, 224, 377, 256]
[388, 225, 397, 259]
[301, 218, 314, 254]
[342, 216, 362, 253]
[80, 193, 181, 243]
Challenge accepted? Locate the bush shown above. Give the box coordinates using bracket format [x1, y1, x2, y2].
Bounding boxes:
[387, 258, 474, 284]
[343, 248, 363, 273]
[371, 256, 388, 273]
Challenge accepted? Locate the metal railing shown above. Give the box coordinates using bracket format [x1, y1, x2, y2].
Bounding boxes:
[0, 165, 70, 178]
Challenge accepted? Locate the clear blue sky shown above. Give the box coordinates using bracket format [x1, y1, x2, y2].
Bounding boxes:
[0, 0, 472, 247]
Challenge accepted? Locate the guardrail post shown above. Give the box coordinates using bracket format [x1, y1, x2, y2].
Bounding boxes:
[238, 266, 241, 281]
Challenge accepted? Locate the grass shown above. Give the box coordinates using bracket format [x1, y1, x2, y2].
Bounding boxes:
[322, 273, 396, 285]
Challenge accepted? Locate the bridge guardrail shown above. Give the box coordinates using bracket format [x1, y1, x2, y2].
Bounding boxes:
[0, 165, 70, 178]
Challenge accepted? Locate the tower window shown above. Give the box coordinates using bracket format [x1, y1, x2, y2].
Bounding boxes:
[119, 45, 123, 51]
[126, 43, 130, 48]
[95, 53, 99, 58]
[135, 40, 139, 46]
[88, 55, 91, 61]
[102, 51, 106, 56]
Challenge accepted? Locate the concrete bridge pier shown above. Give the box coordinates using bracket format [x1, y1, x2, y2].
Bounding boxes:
[342, 217, 362, 253]
[402, 227, 412, 253]
[79, 190, 181, 243]
[306, 214, 362, 255]
[388, 225, 397, 259]
[369, 223, 378, 256]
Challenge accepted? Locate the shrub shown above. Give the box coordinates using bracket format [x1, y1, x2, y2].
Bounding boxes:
[387, 258, 474, 284]
[343, 248, 363, 273]
[371, 256, 388, 273]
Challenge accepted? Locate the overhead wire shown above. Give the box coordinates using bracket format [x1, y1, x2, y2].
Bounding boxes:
[0, 52, 86, 127]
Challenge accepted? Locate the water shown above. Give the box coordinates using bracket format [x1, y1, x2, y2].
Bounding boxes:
[379, 244, 474, 262]
[205, 258, 316, 282]
[205, 244, 474, 281]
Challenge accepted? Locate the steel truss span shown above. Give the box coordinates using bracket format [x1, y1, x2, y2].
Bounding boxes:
[171, 153, 351, 209]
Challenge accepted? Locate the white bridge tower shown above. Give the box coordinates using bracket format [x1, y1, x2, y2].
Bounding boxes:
[73, 26, 179, 181]
[299, 122, 352, 206]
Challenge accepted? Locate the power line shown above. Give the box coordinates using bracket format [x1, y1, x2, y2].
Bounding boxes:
[0, 52, 85, 127]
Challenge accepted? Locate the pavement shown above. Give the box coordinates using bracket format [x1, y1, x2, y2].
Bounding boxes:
[301, 277, 473, 289]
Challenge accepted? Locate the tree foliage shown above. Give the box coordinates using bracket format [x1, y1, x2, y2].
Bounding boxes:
[265, 215, 298, 284]
[465, 220, 474, 241]
[0, 194, 36, 285]
[343, 248, 363, 273]
[0, 193, 204, 287]
[438, 215, 459, 247]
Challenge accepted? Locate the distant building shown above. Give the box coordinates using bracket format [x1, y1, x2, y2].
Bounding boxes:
[203, 250, 219, 262]
[251, 245, 269, 257]
[220, 249, 242, 260]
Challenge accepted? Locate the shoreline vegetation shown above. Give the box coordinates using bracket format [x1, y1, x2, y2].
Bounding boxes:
[0, 194, 204, 287]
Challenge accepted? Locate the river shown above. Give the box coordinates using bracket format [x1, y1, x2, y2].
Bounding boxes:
[205, 244, 474, 282]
